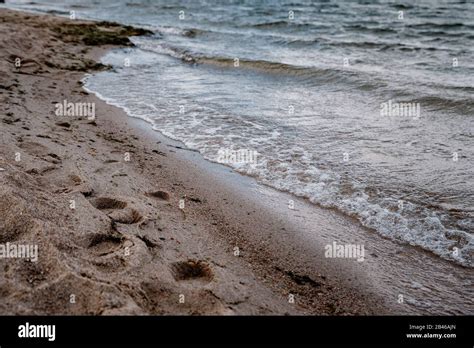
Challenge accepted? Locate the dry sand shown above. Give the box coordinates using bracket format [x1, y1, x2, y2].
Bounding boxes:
[0, 8, 472, 315]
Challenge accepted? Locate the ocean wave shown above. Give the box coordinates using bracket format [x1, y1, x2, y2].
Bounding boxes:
[247, 21, 316, 30]
[343, 24, 397, 34]
[230, 157, 474, 268]
[408, 22, 474, 30]
[152, 25, 206, 38]
[133, 39, 379, 86]
[413, 95, 474, 114]
[133, 39, 474, 109]
[327, 40, 415, 51]
[46, 9, 71, 15]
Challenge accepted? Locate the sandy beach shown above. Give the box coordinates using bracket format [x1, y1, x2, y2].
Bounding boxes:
[0, 8, 472, 315]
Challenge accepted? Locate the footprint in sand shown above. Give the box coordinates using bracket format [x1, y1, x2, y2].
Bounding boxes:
[146, 190, 170, 201]
[108, 208, 143, 224]
[0, 194, 35, 243]
[84, 228, 136, 274]
[170, 260, 213, 283]
[89, 197, 143, 225]
[18, 141, 62, 170]
[90, 197, 127, 210]
[55, 121, 71, 129]
[87, 232, 124, 257]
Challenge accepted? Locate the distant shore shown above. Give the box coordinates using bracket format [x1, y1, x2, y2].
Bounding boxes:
[0, 8, 471, 315]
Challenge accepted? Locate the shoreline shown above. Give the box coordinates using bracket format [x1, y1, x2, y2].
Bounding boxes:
[105, 104, 474, 315]
[0, 8, 472, 315]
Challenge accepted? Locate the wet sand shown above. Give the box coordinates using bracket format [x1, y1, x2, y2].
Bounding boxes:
[0, 8, 471, 315]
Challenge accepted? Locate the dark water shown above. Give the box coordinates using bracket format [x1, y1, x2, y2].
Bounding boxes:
[6, 0, 474, 266]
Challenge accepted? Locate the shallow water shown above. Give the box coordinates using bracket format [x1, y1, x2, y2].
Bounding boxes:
[7, 0, 474, 267]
